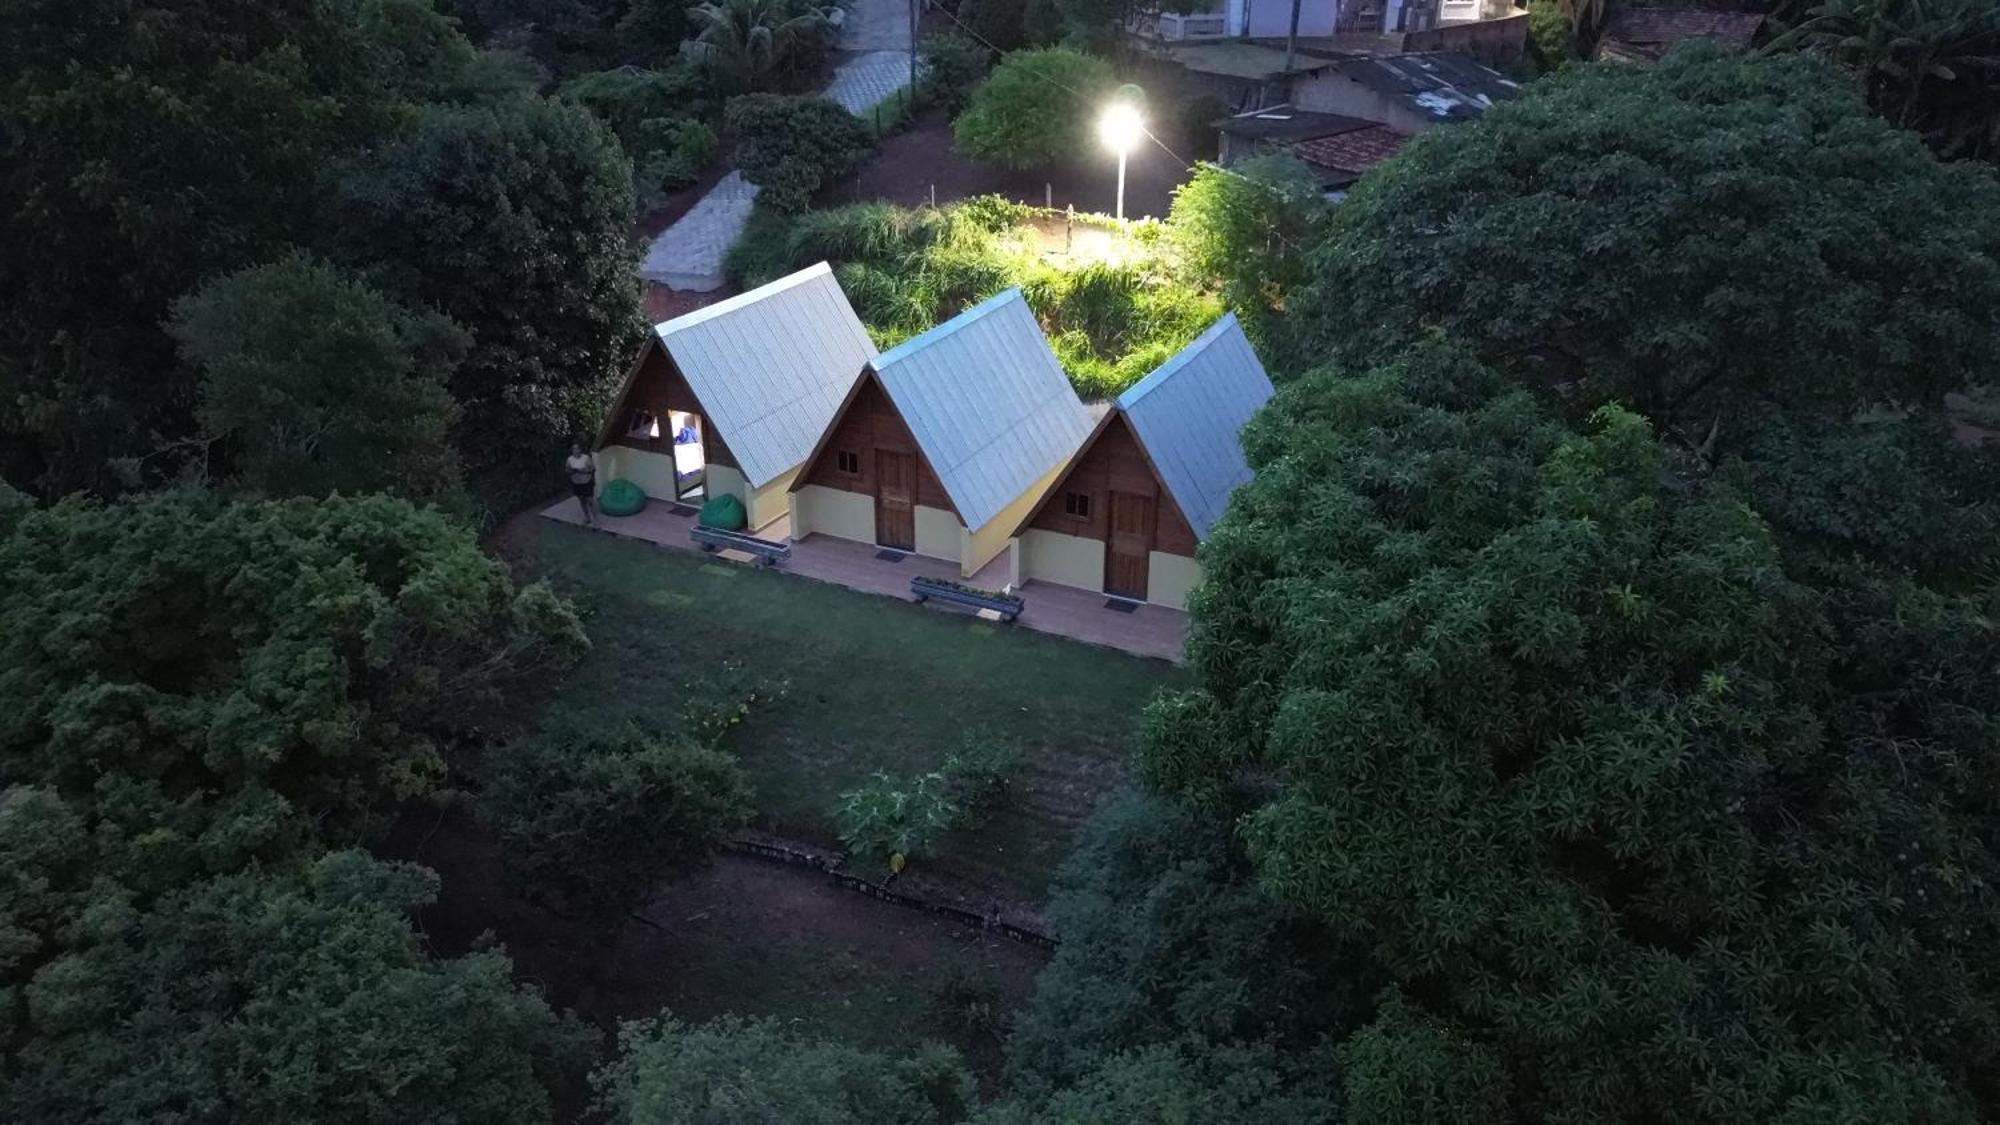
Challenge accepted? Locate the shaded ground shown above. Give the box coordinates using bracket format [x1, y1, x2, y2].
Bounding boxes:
[821, 106, 1197, 219]
[385, 804, 1045, 1100]
[512, 517, 1173, 896]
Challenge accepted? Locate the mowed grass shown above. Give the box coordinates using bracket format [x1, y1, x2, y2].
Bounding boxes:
[522, 520, 1182, 897]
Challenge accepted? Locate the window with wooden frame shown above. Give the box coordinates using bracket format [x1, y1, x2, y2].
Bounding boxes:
[1063, 490, 1091, 519]
[836, 449, 861, 475]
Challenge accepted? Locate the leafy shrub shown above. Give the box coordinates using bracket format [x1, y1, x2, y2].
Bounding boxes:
[952, 47, 1114, 169]
[483, 720, 752, 914]
[965, 0, 1031, 51]
[920, 31, 993, 113]
[957, 192, 1035, 231]
[1527, 0, 1571, 69]
[559, 66, 717, 143]
[593, 1015, 975, 1124]
[722, 204, 798, 285]
[632, 116, 718, 202]
[835, 733, 1027, 864]
[837, 769, 961, 862]
[725, 93, 872, 211]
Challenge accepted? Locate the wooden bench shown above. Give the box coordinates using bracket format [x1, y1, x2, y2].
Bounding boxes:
[690, 525, 791, 567]
[910, 575, 1024, 622]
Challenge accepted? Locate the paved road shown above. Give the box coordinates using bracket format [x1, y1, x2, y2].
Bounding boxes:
[640, 0, 916, 293]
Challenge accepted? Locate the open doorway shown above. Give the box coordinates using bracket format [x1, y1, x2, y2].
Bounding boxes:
[668, 410, 706, 501]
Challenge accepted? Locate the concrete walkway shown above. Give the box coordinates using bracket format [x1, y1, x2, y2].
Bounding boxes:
[640, 0, 917, 293]
[541, 497, 1188, 663]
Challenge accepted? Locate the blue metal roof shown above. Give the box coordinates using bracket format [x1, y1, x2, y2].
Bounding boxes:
[1117, 313, 1274, 540]
[872, 289, 1094, 531]
[656, 262, 877, 488]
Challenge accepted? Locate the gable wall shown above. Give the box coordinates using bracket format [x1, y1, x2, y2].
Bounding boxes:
[1028, 415, 1197, 557]
[606, 342, 740, 470]
[802, 377, 954, 513]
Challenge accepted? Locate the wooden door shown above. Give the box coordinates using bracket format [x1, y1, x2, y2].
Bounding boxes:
[874, 450, 916, 550]
[1105, 491, 1152, 600]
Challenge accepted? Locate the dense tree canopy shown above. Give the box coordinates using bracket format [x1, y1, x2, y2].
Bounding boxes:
[1166, 156, 1327, 348]
[0, 831, 587, 1124]
[952, 48, 1115, 170]
[0, 0, 470, 494]
[1141, 338, 2000, 1120]
[1286, 49, 2000, 442]
[592, 1015, 976, 1124]
[0, 491, 587, 861]
[331, 94, 641, 508]
[171, 255, 467, 499]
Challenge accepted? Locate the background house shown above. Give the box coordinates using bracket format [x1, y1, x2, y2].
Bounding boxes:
[1008, 313, 1274, 609]
[595, 263, 876, 531]
[1289, 51, 1519, 133]
[791, 289, 1094, 578]
[1216, 107, 1411, 191]
[1595, 8, 1765, 60]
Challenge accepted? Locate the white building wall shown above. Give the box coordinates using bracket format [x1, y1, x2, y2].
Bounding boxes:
[792, 484, 874, 543]
[915, 505, 963, 563]
[1147, 552, 1204, 611]
[1019, 529, 1105, 593]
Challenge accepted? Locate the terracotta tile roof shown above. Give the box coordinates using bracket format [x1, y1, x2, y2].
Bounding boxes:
[1598, 8, 1765, 58]
[1292, 125, 1410, 180]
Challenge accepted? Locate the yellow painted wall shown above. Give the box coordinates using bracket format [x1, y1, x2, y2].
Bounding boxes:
[793, 484, 875, 542]
[962, 462, 1068, 578]
[706, 463, 749, 508]
[1147, 551, 1203, 611]
[915, 505, 963, 563]
[595, 446, 678, 500]
[748, 467, 799, 531]
[1019, 528, 1104, 592]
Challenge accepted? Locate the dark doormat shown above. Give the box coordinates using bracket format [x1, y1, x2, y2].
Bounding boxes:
[1104, 598, 1140, 613]
[875, 549, 909, 562]
[669, 504, 697, 517]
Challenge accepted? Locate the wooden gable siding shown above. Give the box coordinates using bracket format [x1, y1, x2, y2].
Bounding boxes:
[1028, 413, 1197, 557]
[801, 374, 955, 515]
[605, 340, 739, 469]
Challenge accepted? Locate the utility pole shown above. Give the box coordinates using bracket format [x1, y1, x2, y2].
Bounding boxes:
[910, 0, 919, 97]
[1284, 0, 1304, 72]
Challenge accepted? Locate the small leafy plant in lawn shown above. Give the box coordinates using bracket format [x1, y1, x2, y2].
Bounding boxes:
[836, 734, 1027, 869]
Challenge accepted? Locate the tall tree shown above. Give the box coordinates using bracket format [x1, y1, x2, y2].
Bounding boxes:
[1285, 49, 2000, 446]
[0, 490, 587, 862]
[170, 255, 468, 499]
[0, 0, 474, 495]
[682, 0, 836, 94]
[1140, 337, 2000, 1121]
[330, 94, 642, 512]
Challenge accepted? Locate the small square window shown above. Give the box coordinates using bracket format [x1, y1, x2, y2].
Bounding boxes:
[836, 450, 861, 475]
[1063, 491, 1090, 519]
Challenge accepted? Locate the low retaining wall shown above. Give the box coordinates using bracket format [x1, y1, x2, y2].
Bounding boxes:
[724, 837, 1059, 953]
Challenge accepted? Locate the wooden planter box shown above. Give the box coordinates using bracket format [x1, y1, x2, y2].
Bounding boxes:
[910, 575, 1024, 622]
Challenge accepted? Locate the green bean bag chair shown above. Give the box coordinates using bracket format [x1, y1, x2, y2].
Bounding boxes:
[598, 478, 647, 517]
[697, 493, 747, 531]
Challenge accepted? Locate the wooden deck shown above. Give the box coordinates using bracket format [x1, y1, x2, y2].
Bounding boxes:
[541, 497, 1187, 663]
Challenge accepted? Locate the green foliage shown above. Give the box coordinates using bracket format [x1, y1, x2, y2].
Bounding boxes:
[1164, 157, 1323, 347]
[921, 31, 995, 113]
[1526, 0, 1571, 68]
[978, 1039, 1344, 1124]
[966, 0, 1032, 51]
[735, 198, 1216, 397]
[1767, 0, 2000, 162]
[0, 0, 481, 494]
[836, 735, 1027, 864]
[1287, 49, 2000, 439]
[170, 254, 466, 500]
[1006, 792, 1367, 1091]
[683, 0, 836, 94]
[482, 720, 752, 914]
[952, 48, 1115, 170]
[725, 93, 873, 211]
[558, 67, 719, 203]
[592, 1014, 976, 1124]
[1140, 336, 2000, 1120]
[0, 491, 588, 862]
[331, 94, 642, 516]
[0, 839, 590, 1123]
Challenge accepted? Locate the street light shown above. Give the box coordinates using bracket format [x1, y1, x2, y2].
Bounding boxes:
[1098, 101, 1144, 222]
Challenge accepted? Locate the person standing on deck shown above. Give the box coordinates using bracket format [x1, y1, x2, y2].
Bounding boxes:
[565, 442, 597, 526]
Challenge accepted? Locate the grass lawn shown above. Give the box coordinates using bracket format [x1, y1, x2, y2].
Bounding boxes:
[521, 519, 1182, 898]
